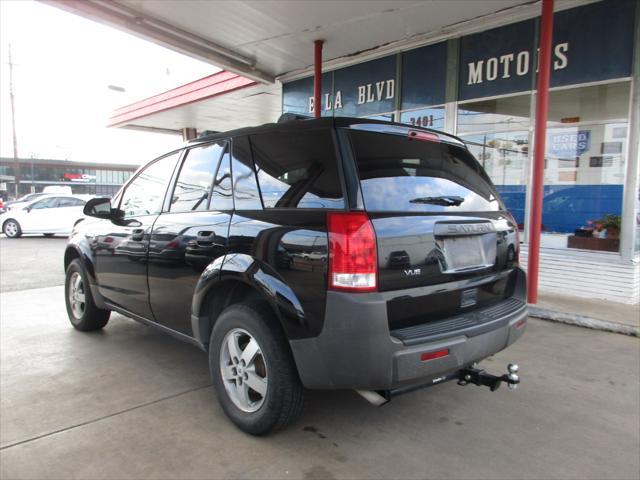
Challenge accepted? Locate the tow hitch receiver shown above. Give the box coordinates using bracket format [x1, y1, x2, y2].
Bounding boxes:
[458, 363, 520, 391]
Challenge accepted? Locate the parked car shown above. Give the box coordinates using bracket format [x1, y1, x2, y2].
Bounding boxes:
[3, 192, 48, 211]
[64, 117, 526, 435]
[1, 194, 90, 237]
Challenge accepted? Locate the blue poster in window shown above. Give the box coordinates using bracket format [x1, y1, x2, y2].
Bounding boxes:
[549, 130, 591, 158]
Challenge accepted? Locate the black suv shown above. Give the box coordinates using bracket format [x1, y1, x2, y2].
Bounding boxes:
[64, 117, 526, 435]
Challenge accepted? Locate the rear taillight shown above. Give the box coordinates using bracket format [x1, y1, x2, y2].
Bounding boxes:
[327, 212, 377, 292]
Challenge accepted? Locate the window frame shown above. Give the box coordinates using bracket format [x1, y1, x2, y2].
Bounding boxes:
[117, 149, 183, 219]
[230, 135, 263, 211]
[210, 143, 234, 211]
[165, 140, 229, 215]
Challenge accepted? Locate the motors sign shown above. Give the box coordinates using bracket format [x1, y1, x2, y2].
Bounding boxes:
[459, 0, 634, 100]
[466, 43, 568, 87]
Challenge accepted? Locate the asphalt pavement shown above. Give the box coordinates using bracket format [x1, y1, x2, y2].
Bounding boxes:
[0, 236, 68, 292]
[0, 235, 639, 479]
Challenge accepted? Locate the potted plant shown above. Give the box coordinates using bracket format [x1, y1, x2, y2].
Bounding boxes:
[598, 214, 622, 239]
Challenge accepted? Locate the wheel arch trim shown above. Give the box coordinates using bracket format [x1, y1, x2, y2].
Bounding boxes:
[191, 253, 306, 347]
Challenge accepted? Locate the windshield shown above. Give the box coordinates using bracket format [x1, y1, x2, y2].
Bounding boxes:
[348, 130, 503, 212]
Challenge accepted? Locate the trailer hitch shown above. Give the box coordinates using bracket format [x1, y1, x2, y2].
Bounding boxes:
[458, 363, 520, 391]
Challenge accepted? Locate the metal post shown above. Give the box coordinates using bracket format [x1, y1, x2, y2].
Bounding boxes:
[181, 128, 197, 141]
[313, 40, 324, 118]
[8, 44, 20, 198]
[527, 0, 554, 304]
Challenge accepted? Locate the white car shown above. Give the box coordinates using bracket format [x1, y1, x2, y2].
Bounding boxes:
[0, 194, 92, 238]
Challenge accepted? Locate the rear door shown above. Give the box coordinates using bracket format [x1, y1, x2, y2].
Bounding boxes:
[148, 140, 232, 335]
[345, 126, 520, 327]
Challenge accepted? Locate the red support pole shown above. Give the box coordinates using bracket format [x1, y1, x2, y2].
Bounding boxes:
[527, 0, 554, 304]
[313, 40, 323, 118]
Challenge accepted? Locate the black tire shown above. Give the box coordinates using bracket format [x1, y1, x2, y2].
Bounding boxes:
[3, 219, 22, 238]
[209, 302, 304, 435]
[43, 233, 55, 237]
[65, 259, 110, 331]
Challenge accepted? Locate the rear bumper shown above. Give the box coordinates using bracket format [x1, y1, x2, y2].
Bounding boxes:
[290, 268, 527, 390]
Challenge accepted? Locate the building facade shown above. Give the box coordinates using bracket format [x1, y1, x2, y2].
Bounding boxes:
[0, 158, 138, 199]
[282, 0, 640, 304]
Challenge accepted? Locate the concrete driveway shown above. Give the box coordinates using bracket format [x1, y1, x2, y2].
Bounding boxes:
[0, 238, 639, 479]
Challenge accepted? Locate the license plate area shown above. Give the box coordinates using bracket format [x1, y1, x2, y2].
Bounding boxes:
[434, 222, 497, 274]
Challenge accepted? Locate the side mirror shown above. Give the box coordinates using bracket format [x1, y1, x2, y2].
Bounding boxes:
[83, 197, 113, 219]
[23, 206, 31, 212]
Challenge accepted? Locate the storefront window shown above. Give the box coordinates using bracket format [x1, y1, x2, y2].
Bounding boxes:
[457, 94, 531, 134]
[542, 82, 629, 252]
[462, 131, 529, 229]
[399, 106, 445, 131]
[457, 93, 531, 229]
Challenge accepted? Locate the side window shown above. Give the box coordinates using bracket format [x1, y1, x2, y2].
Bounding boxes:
[211, 147, 233, 210]
[231, 136, 262, 210]
[119, 152, 179, 218]
[250, 129, 344, 209]
[30, 197, 58, 209]
[171, 142, 224, 213]
[57, 197, 85, 207]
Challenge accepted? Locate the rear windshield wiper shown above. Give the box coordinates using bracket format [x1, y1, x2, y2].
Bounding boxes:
[409, 195, 465, 206]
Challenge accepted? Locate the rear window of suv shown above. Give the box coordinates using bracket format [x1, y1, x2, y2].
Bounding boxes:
[349, 130, 502, 212]
[250, 130, 344, 209]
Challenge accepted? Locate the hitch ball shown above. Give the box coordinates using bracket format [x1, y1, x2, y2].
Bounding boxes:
[507, 364, 520, 390]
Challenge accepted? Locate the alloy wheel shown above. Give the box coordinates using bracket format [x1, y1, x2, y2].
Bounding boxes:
[4, 221, 18, 237]
[219, 328, 268, 412]
[68, 272, 86, 319]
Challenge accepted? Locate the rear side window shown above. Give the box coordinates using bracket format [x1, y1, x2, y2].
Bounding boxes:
[250, 129, 344, 209]
[171, 142, 225, 213]
[349, 130, 502, 212]
[57, 197, 85, 207]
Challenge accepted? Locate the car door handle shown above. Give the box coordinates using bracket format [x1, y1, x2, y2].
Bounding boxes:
[197, 230, 213, 239]
[131, 229, 145, 241]
[196, 231, 224, 248]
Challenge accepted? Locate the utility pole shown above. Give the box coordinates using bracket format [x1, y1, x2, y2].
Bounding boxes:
[8, 44, 21, 198]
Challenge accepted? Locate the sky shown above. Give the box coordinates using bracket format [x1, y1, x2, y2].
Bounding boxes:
[0, 0, 216, 165]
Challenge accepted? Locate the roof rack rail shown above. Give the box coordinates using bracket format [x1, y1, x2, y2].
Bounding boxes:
[277, 113, 312, 123]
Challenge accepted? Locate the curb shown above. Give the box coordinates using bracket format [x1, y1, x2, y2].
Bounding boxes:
[528, 306, 639, 337]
